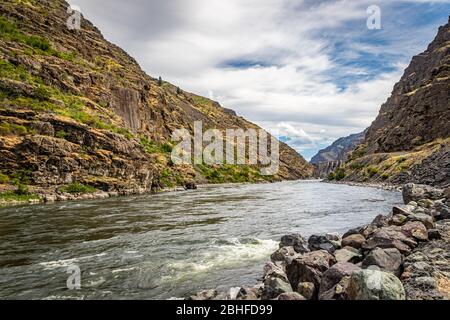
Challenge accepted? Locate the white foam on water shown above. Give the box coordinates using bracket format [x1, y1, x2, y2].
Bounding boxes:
[162, 238, 278, 282]
[39, 253, 107, 270]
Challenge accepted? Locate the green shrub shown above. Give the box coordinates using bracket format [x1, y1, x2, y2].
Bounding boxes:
[34, 86, 51, 101]
[55, 130, 68, 139]
[367, 166, 379, 178]
[334, 168, 346, 181]
[62, 183, 96, 194]
[15, 183, 29, 195]
[0, 191, 40, 202]
[0, 173, 9, 184]
[0, 122, 34, 136]
[327, 172, 335, 181]
[381, 173, 390, 180]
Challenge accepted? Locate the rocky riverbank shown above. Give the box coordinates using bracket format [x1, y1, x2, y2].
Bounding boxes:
[189, 183, 450, 300]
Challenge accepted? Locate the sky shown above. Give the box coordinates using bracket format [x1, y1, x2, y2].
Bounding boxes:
[67, 0, 450, 160]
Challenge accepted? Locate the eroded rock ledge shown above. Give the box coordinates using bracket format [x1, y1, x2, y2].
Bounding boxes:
[189, 183, 450, 300]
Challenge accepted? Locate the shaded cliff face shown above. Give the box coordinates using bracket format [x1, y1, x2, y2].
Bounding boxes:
[311, 131, 365, 164]
[332, 18, 450, 187]
[0, 0, 313, 195]
[365, 17, 450, 153]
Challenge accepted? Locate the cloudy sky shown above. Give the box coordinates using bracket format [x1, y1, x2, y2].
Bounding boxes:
[68, 0, 450, 160]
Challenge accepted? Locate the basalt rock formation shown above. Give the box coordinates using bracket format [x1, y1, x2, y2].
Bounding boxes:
[0, 0, 313, 202]
[332, 17, 450, 187]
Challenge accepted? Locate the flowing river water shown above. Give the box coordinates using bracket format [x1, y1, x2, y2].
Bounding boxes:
[0, 180, 402, 300]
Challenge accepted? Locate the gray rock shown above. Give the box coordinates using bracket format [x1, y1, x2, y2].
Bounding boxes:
[346, 270, 406, 300]
[277, 292, 306, 300]
[286, 250, 336, 293]
[270, 246, 298, 264]
[407, 213, 435, 230]
[280, 234, 310, 254]
[343, 227, 363, 239]
[262, 276, 293, 300]
[334, 247, 363, 264]
[390, 214, 408, 226]
[263, 262, 288, 282]
[341, 234, 366, 249]
[403, 184, 444, 204]
[319, 262, 361, 300]
[401, 221, 428, 241]
[308, 234, 340, 253]
[362, 227, 417, 255]
[362, 248, 403, 276]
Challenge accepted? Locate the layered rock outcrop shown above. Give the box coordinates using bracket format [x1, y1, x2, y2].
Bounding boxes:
[0, 0, 313, 201]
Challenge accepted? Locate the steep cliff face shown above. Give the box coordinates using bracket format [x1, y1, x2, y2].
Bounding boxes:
[311, 131, 365, 164]
[332, 17, 450, 187]
[0, 0, 313, 199]
[365, 17, 450, 153]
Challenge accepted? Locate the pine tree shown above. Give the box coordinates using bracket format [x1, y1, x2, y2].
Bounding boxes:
[176, 87, 182, 95]
[158, 76, 162, 86]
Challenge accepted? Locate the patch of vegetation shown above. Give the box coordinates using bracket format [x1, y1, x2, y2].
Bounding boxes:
[0, 191, 40, 202]
[140, 137, 173, 154]
[334, 168, 346, 181]
[367, 166, 379, 178]
[55, 130, 68, 139]
[381, 173, 390, 180]
[196, 163, 271, 184]
[61, 183, 96, 194]
[0, 122, 30, 136]
[347, 144, 368, 162]
[396, 157, 407, 164]
[0, 17, 77, 61]
[0, 62, 133, 140]
[0, 173, 10, 184]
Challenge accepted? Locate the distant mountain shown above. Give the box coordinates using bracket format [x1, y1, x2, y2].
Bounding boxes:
[311, 131, 365, 164]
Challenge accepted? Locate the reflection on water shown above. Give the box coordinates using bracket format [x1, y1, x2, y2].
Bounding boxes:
[0, 180, 402, 299]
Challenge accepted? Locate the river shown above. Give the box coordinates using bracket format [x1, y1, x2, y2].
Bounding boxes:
[0, 180, 402, 299]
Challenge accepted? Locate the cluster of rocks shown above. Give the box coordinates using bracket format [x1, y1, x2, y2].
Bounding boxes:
[190, 183, 450, 300]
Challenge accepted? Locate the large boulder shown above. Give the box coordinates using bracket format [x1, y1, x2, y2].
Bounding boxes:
[361, 248, 403, 276]
[286, 250, 336, 294]
[271, 246, 298, 264]
[362, 227, 417, 255]
[403, 184, 444, 204]
[263, 262, 288, 282]
[280, 234, 310, 254]
[346, 270, 406, 300]
[401, 221, 428, 241]
[334, 247, 363, 264]
[341, 234, 366, 249]
[308, 234, 340, 253]
[406, 213, 435, 230]
[262, 276, 293, 300]
[319, 262, 361, 300]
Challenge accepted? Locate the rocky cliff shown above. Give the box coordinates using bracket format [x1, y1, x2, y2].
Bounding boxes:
[365, 17, 450, 153]
[0, 0, 313, 202]
[311, 131, 365, 165]
[330, 17, 450, 187]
